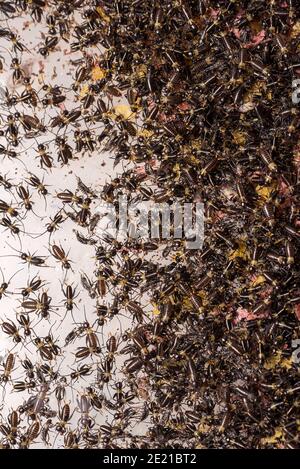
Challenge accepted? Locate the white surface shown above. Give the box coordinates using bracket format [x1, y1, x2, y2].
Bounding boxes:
[0, 12, 149, 447]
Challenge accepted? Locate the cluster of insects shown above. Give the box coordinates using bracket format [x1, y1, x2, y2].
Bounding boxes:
[0, 0, 299, 449]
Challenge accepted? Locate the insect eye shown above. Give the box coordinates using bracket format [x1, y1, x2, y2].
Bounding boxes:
[39, 48, 48, 56]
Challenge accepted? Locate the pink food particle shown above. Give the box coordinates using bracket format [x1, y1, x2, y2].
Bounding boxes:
[244, 30, 266, 48]
[177, 102, 191, 111]
[232, 28, 241, 39]
[234, 306, 269, 324]
[294, 303, 300, 321]
[278, 177, 291, 196]
[259, 286, 273, 299]
[136, 165, 146, 175]
[235, 8, 245, 19]
[209, 8, 220, 19]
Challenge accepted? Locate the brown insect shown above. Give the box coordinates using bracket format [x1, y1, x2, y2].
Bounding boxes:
[50, 244, 72, 270]
[0, 354, 15, 383]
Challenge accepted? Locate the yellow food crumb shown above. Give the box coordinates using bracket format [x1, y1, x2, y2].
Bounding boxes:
[91, 66, 106, 81]
[114, 104, 135, 121]
[197, 423, 210, 434]
[138, 129, 154, 139]
[232, 130, 246, 145]
[151, 304, 160, 316]
[264, 352, 293, 370]
[251, 275, 266, 286]
[135, 64, 147, 78]
[261, 428, 283, 445]
[229, 241, 249, 260]
[255, 184, 276, 201]
[79, 83, 89, 98]
[291, 21, 300, 38]
[96, 7, 111, 23]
